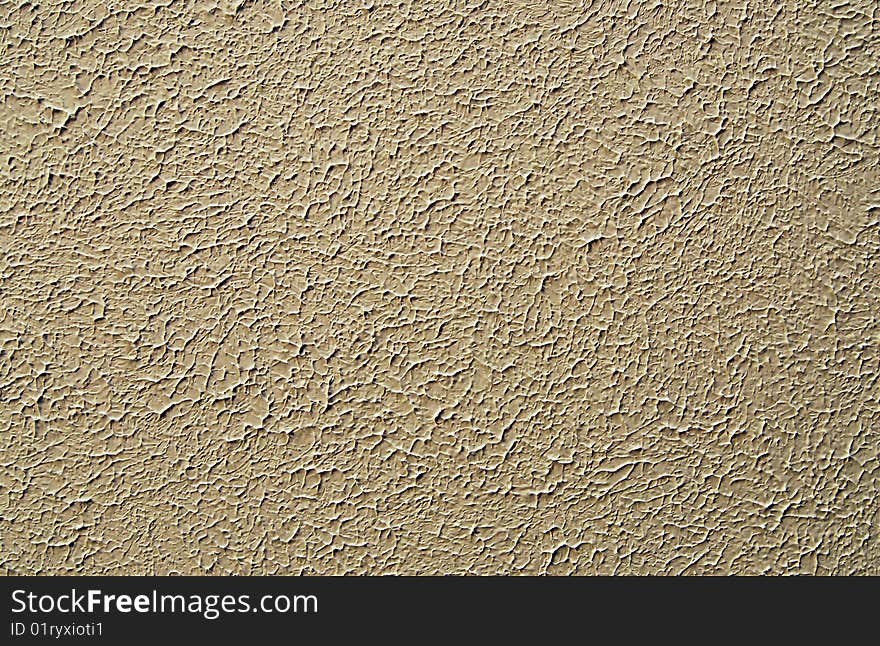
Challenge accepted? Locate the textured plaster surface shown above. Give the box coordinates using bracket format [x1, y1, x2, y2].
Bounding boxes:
[1, 0, 878, 575]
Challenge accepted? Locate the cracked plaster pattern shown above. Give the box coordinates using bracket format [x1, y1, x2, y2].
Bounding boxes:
[1, 0, 878, 574]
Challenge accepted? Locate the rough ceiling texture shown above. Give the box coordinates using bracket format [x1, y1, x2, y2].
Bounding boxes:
[1, 0, 878, 575]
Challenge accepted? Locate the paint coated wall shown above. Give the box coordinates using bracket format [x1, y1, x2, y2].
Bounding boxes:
[2, 0, 878, 574]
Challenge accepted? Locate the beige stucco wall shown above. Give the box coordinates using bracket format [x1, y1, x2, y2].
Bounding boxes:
[1, 0, 878, 575]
